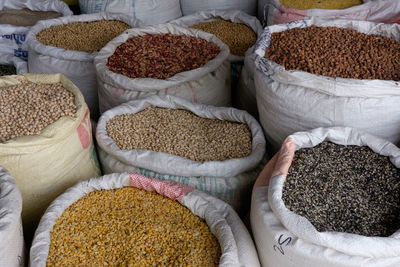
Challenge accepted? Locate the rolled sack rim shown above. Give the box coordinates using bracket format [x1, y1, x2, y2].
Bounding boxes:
[266, 127, 400, 258]
[253, 17, 400, 97]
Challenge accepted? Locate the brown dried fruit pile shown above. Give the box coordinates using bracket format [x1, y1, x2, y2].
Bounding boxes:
[107, 33, 220, 79]
[37, 20, 131, 53]
[47, 187, 221, 266]
[0, 81, 76, 143]
[265, 26, 400, 80]
[106, 107, 252, 162]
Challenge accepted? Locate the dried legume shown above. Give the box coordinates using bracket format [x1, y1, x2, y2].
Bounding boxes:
[0, 81, 76, 143]
[280, 0, 362, 10]
[265, 25, 400, 81]
[0, 65, 16, 76]
[191, 20, 257, 57]
[36, 20, 131, 53]
[106, 107, 252, 162]
[283, 141, 400, 237]
[47, 187, 221, 266]
[107, 33, 220, 79]
[0, 8, 62, 26]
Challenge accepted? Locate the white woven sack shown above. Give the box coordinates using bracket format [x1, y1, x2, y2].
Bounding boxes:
[251, 127, 400, 267]
[26, 13, 142, 120]
[94, 23, 231, 114]
[180, 0, 257, 17]
[79, 0, 181, 26]
[96, 95, 266, 212]
[235, 48, 258, 118]
[0, 52, 27, 74]
[30, 173, 261, 267]
[260, 0, 400, 26]
[0, 0, 72, 61]
[170, 9, 263, 62]
[0, 167, 25, 267]
[254, 18, 400, 152]
[0, 74, 101, 239]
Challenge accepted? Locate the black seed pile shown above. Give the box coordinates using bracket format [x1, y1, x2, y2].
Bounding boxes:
[0, 65, 16, 76]
[282, 141, 400, 237]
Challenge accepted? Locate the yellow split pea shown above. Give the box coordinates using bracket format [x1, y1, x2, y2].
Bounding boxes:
[280, 0, 363, 10]
[47, 187, 221, 266]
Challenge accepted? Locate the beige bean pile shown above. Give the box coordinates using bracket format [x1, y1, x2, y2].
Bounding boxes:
[47, 187, 221, 266]
[0, 81, 76, 143]
[106, 107, 252, 162]
[36, 20, 131, 53]
[191, 20, 257, 57]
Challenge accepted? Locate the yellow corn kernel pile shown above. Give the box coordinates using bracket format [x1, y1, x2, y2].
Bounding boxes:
[47, 187, 221, 266]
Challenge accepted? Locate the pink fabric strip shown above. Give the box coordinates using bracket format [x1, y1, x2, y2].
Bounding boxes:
[129, 173, 195, 202]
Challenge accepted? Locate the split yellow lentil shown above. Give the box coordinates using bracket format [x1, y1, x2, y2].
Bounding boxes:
[191, 20, 257, 57]
[36, 20, 131, 53]
[280, 0, 363, 10]
[106, 107, 253, 162]
[47, 187, 221, 266]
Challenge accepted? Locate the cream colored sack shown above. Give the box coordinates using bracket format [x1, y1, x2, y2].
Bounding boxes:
[0, 74, 101, 237]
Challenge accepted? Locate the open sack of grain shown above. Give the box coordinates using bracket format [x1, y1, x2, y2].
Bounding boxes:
[251, 127, 400, 267]
[96, 95, 266, 213]
[0, 74, 101, 240]
[259, 0, 400, 26]
[94, 23, 231, 114]
[79, 0, 182, 26]
[0, 167, 25, 267]
[30, 173, 261, 267]
[26, 13, 142, 120]
[170, 10, 263, 117]
[254, 18, 400, 152]
[171, 9, 263, 62]
[0, 0, 72, 61]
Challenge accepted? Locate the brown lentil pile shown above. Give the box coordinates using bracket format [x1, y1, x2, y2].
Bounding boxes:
[280, 0, 362, 10]
[191, 20, 257, 57]
[0, 8, 62, 26]
[0, 81, 76, 143]
[47, 187, 221, 266]
[36, 20, 131, 53]
[282, 141, 400, 237]
[0, 65, 16, 76]
[265, 26, 400, 81]
[106, 107, 252, 162]
[106, 33, 220, 79]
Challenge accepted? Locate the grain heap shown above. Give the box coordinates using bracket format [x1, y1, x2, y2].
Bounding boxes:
[106, 107, 252, 162]
[46, 187, 221, 266]
[279, 0, 362, 10]
[36, 20, 131, 53]
[106, 33, 220, 79]
[0, 81, 76, 143]
[0, 8, 62, 26]
[191, 20, 257, 57]
[265, 25, 400, 80]
[283, 141, 400, 237]
[0, 65, 16, 76]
